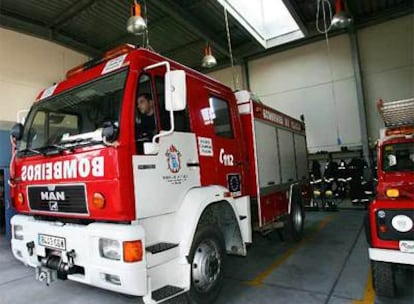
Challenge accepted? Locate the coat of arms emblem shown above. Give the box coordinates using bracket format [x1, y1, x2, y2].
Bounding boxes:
[166, 145, 182, 174]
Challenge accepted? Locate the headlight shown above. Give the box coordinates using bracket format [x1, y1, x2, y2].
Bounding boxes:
[13, 225, 24, 240]
[391, 215, 413, 233]
[99, 238, 121, 260]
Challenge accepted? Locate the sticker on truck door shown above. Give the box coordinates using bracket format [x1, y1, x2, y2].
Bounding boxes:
[227, 174, 241, 196]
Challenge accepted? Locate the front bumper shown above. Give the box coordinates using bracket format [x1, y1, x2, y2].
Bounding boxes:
[369, 247, 414, 266]
[11, 214, 147, 296]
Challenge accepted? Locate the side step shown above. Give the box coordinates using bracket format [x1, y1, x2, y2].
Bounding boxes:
[152, 285, 185, 303]
[146, 243, 178, 254]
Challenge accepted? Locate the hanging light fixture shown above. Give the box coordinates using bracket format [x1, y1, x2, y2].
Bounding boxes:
[126, 0, 147, 35]
[331, 0, 352, 29]
[201, 43, 217, 68]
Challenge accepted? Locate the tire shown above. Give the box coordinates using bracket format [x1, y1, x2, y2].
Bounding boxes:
[372, 261, 396, 298]
[283, 193, 305, 242]
[186, 226, 226, 304]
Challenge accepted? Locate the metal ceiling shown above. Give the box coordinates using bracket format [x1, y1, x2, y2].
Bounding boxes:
[0, 0, 412, 71]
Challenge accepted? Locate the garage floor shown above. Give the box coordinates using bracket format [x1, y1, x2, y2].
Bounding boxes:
[0, 207, 413, 304]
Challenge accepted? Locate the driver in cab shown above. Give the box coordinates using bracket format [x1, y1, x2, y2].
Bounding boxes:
[136, 93, 156, 143]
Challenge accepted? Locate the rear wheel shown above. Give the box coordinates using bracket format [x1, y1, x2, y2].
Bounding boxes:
[283, 194, 304, 241]
[372, 261, 396, 298]
[187, 226, 225, 304]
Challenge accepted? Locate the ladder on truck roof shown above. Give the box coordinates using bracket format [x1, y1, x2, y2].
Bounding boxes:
[377, 98, 414, 127]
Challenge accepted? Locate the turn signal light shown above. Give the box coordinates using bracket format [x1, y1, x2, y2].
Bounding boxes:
[66, 44, 134, 79]
[104, 44, 134, 60]
[92, 192, 106, 209]
[123, 240, 143, 263]
[17, 193, 24, 205]
[385, 126, 414, 137]
[386, 189, 399, 198]
[379, 225, 388, 233]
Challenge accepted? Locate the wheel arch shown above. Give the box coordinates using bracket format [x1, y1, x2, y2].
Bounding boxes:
[174, 185, 247, 259]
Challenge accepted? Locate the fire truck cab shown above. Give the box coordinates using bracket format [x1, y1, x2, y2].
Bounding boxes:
[9, 45, 310, 304]
[367, 98, 414, 298]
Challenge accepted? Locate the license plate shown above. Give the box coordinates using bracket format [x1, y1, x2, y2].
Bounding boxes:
[38, 234, 66, 251]
[399, 240, 414, 253]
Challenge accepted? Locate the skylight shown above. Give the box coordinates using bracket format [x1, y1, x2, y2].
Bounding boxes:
[217, 0, 305, 49]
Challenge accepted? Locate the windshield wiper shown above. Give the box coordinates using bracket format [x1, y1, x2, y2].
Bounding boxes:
[18, 148, 43, 156]
[38, 144, 73, 156]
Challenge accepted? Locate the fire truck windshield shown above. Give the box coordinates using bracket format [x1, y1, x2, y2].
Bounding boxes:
[19, 69, 128, 155]
[382, 142, 414, 172]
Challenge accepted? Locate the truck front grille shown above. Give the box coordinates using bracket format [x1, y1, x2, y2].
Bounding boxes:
[28, 184, 88, 214]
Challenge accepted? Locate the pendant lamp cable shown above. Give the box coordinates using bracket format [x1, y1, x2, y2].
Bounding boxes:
[224, 7, 238, 90]
[142, 0, 153, 51]
[316, 0, 342, 145]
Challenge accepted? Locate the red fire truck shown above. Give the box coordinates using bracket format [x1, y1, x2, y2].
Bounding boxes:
[367, 98, 414, 297]
[9, 45, 310, 304]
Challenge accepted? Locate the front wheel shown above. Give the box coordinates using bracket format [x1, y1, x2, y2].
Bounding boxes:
[187, 226, 225, 304]
[283, 194, 305, 241]
[372, 261, 396, 297]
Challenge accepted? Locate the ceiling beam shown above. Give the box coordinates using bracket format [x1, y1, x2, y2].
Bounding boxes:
[0, 9, 101, 57]
[282, 0, 310, 36]
[47, 0, 99, 30]
[150, 0, 233, 59]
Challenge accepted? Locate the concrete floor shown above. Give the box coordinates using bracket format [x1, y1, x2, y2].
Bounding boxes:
[0, 208, 413, 304]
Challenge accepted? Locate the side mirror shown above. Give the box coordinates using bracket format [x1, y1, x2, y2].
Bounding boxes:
[165, 70, 187, 111]
[102, 121, 118, 143]
[11, 123, 24, 141]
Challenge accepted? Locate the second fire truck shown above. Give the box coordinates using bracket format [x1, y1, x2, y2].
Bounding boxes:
[366, 98, 414, 297]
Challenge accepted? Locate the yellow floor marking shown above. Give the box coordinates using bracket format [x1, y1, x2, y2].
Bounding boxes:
[353, 269, 375, 304]
[245, 214, 336, 287]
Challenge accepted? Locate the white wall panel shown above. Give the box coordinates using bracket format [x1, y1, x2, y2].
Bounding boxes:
[358, 14, 414, 141]
[0, 28, 88, 122]
[248, 34, 360, 152]
[206, 65, 245, 90]
[358, 15, 413, 75]
[363, 66, 414, 140]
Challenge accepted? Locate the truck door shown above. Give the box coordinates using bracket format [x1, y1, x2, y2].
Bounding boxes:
[132, 71, 200, 219]
[209, 95, 246, 197]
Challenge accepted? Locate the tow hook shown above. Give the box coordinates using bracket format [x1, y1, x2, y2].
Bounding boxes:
[26, 241, 35, 256]
[35, 266, 57, 287]
[66, 250, 76, 267]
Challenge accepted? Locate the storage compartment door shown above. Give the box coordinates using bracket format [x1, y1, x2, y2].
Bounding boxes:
[254, 121, 281, 227]
[294, 134, 309, 181]
[254, 121, 280, 188]
[278, 129, 297, 183]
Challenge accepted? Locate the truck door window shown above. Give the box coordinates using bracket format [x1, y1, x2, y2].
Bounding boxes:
[155, 76, 190, 132]
[382, 143, 414, 172]
[136, 74, 158, 152]
[209, 96, 234, 138]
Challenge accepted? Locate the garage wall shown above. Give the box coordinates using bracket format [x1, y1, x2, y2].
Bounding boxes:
[207, 14, 414, 153]
[0, 28, 88, 123]
[248, 34, 359, 153]
[206, 65, 246, 90]
[358, 15, 414, 142]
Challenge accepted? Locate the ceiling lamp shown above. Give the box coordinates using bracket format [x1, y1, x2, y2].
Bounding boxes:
[126, 0, 147, 35]
[201, 43, 217, 68]
[331, 0, 352, 29]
